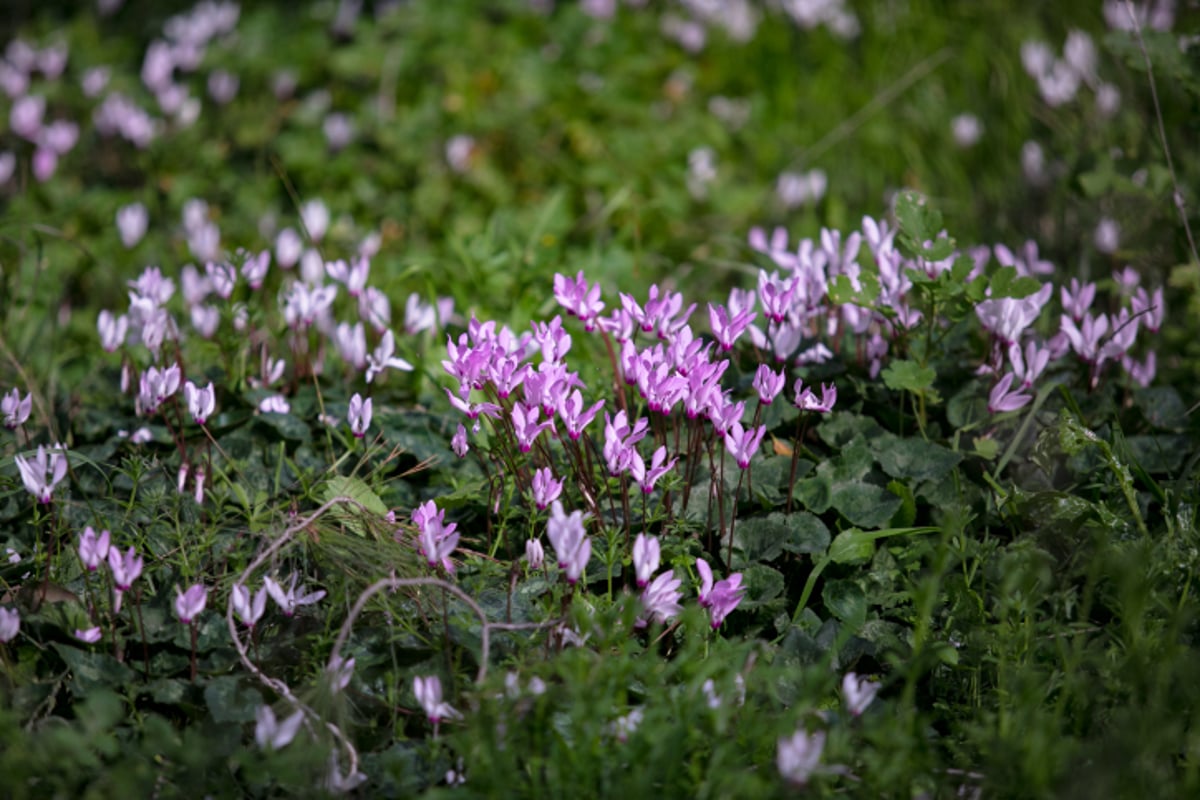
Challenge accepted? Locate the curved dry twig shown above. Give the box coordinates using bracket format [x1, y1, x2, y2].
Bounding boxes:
[226, 495, 373, 785]
[229, 495, 559, 785]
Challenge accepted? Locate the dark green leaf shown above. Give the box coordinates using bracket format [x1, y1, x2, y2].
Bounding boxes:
[829, 528, 875, 565]
[823, 579, 867, 629]
[51, 642, 136, 694]
[874, 434, 962, 481]
[738, 564, 785, 609]
[881, 360, 936, 394]
[831, 482, 903, 528]
[204, 676, 263, 724]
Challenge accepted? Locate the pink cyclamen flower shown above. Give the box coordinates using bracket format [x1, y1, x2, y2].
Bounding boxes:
[336, 321, 368, 370]
[75, 626, 102, 643]
[365, 330, 414, 383]
[525, 538, 545, 570]
[638, 570, 683, 627]
[610, 707, 644, 743]
[444, 387, 502, 421]
[241, 250, 271, 289]
[988, 372, 1032, 414]
[139, 364, 182, 413]
[708, 302, 758, 351]
[184, 380, 215, 425]
[757, 271, 798, 324]
[1061, 278, 1096, 322]
[15, 445, 68, 504]
[708, 397, 745, 438]
[632, 533, 660, 589]
[2, 388, 32, 429]
[842, 672, 880, 716]
[753, 364, 786, 405]
[1123, 351, 1157, 388]
[451, 423, 469, 457]
[512, 402, 554, 453]
[553, 271, 606, 330]
[414, 675, 462, 726]
[629, 445, 678, 494]
[777, 729, 826, 786]
[1011, 341, 1051, 390]
[724, 422, 766, 469]
[326, 256, 370, 297]
[107, 546, 143, 592]
[0, 607, 18, 642]
[348, 393, 372, 438]
[205, 262, 237, 299]
[413, 500, 460, 572]
[546, 501, 591, 584]
[259, 395, 290, 414]
[1131, 286, 1164, 334]
[696, 558, 745, 629]
[264, 573, 326, 616]
[793, 379, 837, 413]
[530, 467, 564, 511]
[255, 705, 305, 751]
[231, 583, 269, 628]
[78, 526, 111, 571]
[174, 584, 208, 624]
[706, 576, 745, 629]
[558, 389, 605, 441]
[98, 310, 129, 352]
[328, 656, 355, 692]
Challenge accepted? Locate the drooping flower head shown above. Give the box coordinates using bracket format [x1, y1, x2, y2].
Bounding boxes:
[842, 672, 881, 717]
[78, 526, 111, 571]
[638, 570, 683, 627]
[777, 729, 826, 786]
[414, 675, 462, 726]
[15, 445, 69, 504]
[546, 501, 590, 584]
[631, 533, 660, 589]
[232, 583, 269, 629]
[255, 705, 305, 751]
[108, 545, 143, 592]
[530, 467, 564, 511]
[2, 388, 32, 429]
[412, 500, 460, 573]
[263, 573, 326, 617]
[347, 393, 372, 438]
[174, 583, 208, 624]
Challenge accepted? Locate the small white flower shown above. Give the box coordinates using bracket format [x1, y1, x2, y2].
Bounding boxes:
[258, 395, 290, 414]
[951, 113, 983, 147]
[74, 626, 102, 643]
[255, 705, 305, 751]
[1094, 217, 1120, 254]
[777, 729, 825, 786]
[842, 672, 881, 716]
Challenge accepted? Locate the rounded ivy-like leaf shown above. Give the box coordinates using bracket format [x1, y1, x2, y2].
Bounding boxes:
[822, 579, 867, 629]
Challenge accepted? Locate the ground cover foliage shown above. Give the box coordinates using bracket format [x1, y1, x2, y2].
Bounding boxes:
[1, 0, 1199, 797]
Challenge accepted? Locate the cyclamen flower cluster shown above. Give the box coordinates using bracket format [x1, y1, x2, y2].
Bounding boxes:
[441, 312, 609, 457]
[1020, 29, 1121, 111]
[76, 528, 145, 615]
[978, 270, 1162, 403]
[443, 272, 839, 545]
[742, 215, 1160, 412]
[629, 537, 745, 629]
[101, 209, 450, 407]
